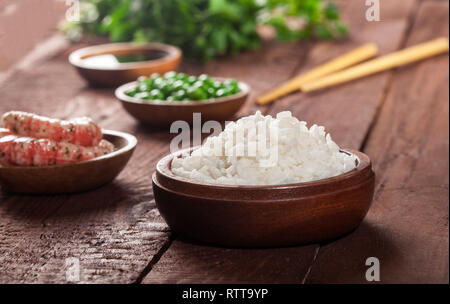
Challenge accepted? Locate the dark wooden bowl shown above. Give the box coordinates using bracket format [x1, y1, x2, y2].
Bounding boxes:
[153, 148, 375, 248]
[115, 78, 249, 126]
[69, 43, 182, 87]
[0, 130, 137, 194]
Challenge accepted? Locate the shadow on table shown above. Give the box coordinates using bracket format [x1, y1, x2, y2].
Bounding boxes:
[305, 220, 399, 283]
[0, 180, 155, 223]
[132, 120, 222, 144]
[162, 220, 397, 283]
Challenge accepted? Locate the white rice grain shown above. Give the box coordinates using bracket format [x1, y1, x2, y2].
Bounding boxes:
[171, 111, 357, 185]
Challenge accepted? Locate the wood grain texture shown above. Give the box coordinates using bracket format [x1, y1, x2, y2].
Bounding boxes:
[179, 37, 313, 119]
[306, 0, 449, 283]
[0, 0, 66, 72]
[143, 241, 318, 284]
[142, 35, 323, 284]
[0, 19, 314, 282]
[142, 0, 418, 284]
[268, 0, 417, 150]
[0, 53, 172, 283]
[1, 0, 445, 284]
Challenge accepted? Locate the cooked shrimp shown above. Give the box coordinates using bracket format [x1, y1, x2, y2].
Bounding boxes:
[0, 134, 15, 165]
[0, 135, 114, 166]
[0, 128, 11, 137]
[2, 111, 102, 147]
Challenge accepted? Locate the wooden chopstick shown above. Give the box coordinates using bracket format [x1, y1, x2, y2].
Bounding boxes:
[300, 37, 450, 92]
[256, 43, 379, 105]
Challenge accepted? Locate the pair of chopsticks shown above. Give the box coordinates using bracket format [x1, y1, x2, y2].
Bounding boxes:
[257, 37, 449, 105]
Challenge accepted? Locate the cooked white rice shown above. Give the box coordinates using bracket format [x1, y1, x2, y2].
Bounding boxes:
[171, 111, 357, 185]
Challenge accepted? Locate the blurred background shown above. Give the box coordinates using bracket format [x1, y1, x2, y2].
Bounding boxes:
[0, 0, 66, 72]
[0, 0, 349, 71]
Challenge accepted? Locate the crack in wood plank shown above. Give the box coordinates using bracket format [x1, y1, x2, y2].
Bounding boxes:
[305, 0, 449, 283]
[142, 0, 420, 284]
[360, 0, 422, 152]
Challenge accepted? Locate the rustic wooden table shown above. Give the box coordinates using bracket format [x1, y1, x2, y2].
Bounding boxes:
[0, 0, 448, 284]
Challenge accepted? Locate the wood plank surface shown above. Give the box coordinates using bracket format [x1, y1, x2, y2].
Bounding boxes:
[0, 0, 66, 72]
[142, 241, 319, 284]
[0, 52, 171, 283]
[268, 0, 418, 149]
[306, 0, 449, 283]
[0, 26, 311, 283]
[142, 0, 419, 284]
[0, 0, 447, 284]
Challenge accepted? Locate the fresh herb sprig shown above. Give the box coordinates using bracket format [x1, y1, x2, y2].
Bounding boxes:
[61, 0, 346, 61]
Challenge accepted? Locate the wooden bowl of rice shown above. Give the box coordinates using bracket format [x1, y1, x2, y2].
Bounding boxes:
[152, 147, 375, 248]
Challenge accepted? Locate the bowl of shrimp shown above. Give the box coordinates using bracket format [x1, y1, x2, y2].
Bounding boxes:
[0, 111, 137, 194]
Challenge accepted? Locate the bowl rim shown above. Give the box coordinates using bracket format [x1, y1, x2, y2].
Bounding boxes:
[155, 146, 372, 192]
[115, 77, 250, 107]
[0, 129, 137, 171]
[68, 42, 182, 71]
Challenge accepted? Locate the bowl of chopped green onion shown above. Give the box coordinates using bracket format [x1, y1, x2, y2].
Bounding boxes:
[115, 72, 249, 126]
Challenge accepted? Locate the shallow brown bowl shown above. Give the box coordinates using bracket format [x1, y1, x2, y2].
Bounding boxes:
[0, 130, 137, 194]
[69, 43, 182, 87]
[152, 148, 375, 248]
[115, 78, 249, 126]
